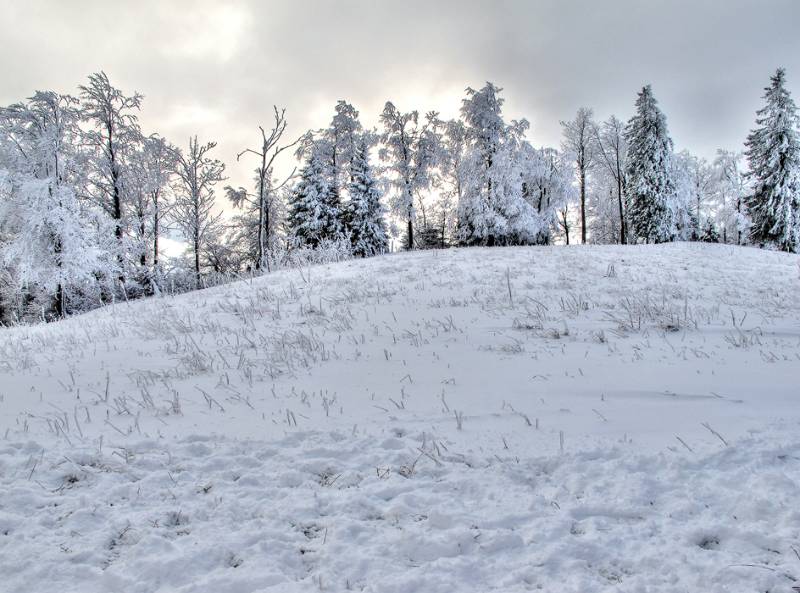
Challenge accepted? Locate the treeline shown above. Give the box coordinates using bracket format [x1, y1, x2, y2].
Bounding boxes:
[1, 69, 798, 323]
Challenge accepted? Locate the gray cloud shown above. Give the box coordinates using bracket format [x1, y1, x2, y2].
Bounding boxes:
[2, 0, 799, 189]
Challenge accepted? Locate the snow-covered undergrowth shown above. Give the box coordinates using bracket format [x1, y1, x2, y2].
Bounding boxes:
[1, 243, 799, 592]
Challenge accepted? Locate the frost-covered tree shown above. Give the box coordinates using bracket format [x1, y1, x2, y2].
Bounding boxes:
[124, 135, 177, 290]
[0, 91, 101, 317]
[699, 218, 720, 243]
[671, 153, 700, 241]
[561, 107, 597, 244]
[140, 135, 177, 272]
[672, 150, 714, 240]
[587, 178, 623, 245]
[80, 72, 143, 275]
[288, 140, 342, 247]
[171, 137, 226, 288]
[457, 83, 537, 246]
[744, 68, 800, 252]
[227, 107, 304, 271]
[426, 119, 468, 248]
[624, 85, 675, 243]
[713, 150, 750, 244]
[329, 101, 362, 187]
[379, 103, 440, 249]
[346, 139, 388, 257]
[593, 116, 628, 243]
[518, 145, 571, 245]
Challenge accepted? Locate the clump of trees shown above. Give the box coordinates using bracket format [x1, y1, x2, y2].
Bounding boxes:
[1, 68, 798, 324]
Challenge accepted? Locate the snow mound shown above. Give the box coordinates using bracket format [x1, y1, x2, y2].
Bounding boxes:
[1, 244, 799, 592]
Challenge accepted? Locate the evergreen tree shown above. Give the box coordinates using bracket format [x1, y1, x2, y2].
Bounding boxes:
[699, 218, 720, 243]
[624, 85, 675, 243]
[288, 142, 342, 247]
[744, 68, 800, 252]
[346, 140, 388, 257]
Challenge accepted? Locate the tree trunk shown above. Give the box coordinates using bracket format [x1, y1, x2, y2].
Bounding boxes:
[194, 229, 201, 289]
[153, 191, 160, 268]
[108, 127, 125, 283]
[736, 198, 742, 245]
[406, 216, 414, 250]
[617, 178, 626, 245]
[580, 168, 587, 244]
[256, 168, 265, 270]
[139, 215, 147, 267]
[55, 283, 64, 318]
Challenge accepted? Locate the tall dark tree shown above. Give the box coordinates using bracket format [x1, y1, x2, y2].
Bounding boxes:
[288, 141, 342, 247]
[346, 139, 388, 256]
[624, 85, 675, 244]
[744, 68, 800, 252]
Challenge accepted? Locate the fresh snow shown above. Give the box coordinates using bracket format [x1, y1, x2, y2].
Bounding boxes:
[1, 243, 799, 592]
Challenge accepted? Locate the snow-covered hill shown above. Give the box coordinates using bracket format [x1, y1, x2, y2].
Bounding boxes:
[1, 243, 799, 593]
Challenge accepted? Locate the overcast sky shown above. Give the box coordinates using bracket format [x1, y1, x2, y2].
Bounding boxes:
[2, 0, 799, 191]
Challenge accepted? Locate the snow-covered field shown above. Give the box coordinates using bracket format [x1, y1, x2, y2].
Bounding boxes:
[1, 243, 799, 593]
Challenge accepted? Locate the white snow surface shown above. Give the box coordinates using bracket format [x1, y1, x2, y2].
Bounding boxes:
[1, 243, 799, 592]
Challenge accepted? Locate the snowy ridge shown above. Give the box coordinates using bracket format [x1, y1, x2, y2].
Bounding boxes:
[1, 243, 799, 592]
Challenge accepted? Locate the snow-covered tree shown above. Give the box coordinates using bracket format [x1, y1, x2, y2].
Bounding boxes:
[699, 218, 720, 243]
[346, 139, 388, 257]
[593, 116, 628, 243]
[713, 150, 750, 244]
[288, 140, 342, 248]
[171, 137, 226, 288]
[671, 153, 700, 241]
[416, 119, 468, 248]
[518, 144, 571, 245]
[672, 150, 714, 241]
[744, 68, 800, 252]
[379, 104, 440, 249]
[624, 85, 675, 243]
[227, 107, 304, 271]
[140, 135, 177, 273]
[0, 91, 101, 317]
[561, 107, 597, 244]
[123, 135, 177, 290]
[329, 100, 363, 187]
[80, 72, 143, 277]
[457, 83, 537, 246]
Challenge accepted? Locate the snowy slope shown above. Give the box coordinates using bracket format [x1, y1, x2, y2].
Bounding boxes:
[1, 243, 799, 593]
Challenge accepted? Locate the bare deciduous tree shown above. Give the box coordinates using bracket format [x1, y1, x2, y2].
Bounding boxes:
[172, 137, 226, 288]
[561, 107, 596, 244]
[227, 107, 304, 271]
[593, 115, 628, 244]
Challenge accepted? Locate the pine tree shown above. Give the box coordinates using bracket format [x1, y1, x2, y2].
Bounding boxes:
[346, 140, 388, 257]
[699, 218, 720, 243]
[624, 85, 675, 243]
[288, 142, 342, 247]
[744, 68, 800, 252]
